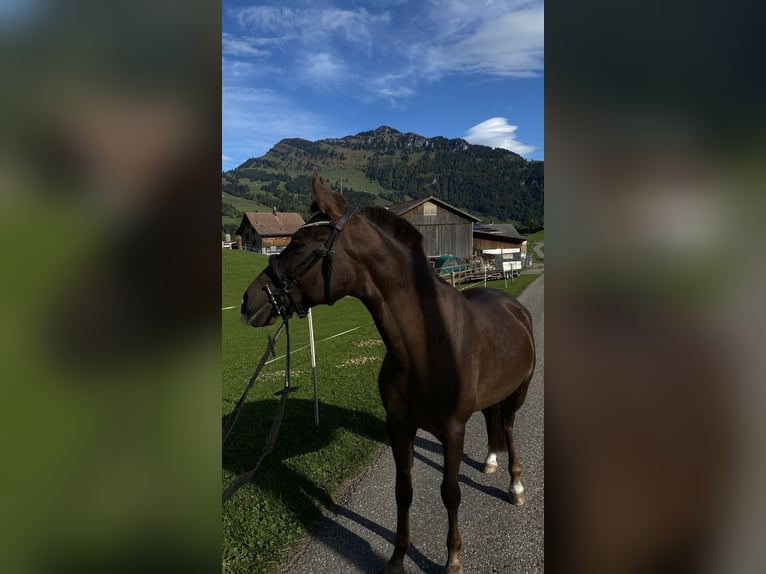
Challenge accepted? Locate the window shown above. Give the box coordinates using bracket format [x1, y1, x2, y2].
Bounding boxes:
[423, 201, 437, 217]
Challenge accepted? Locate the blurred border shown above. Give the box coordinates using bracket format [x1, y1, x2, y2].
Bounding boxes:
[0, 2, 221, 573]
[3, 1, 765, 573]
[546, 1, 765, 572]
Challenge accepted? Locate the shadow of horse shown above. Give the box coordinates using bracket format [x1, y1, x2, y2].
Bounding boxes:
[412, 435, 509, 502]
[223, 399, 442, 573]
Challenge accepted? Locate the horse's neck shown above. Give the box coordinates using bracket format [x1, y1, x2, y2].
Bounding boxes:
[356, 238, 451, 370]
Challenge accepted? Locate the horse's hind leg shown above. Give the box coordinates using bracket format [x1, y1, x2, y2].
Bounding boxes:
[503, 379, 532, 505]
[385, 416, 416, 574]
[481, 403, 505, 474]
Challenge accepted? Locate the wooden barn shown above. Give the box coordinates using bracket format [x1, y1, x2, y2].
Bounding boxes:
[387, 196, 479, 259]
[472, 223, 527, 257]
[234, 211, 305, 254]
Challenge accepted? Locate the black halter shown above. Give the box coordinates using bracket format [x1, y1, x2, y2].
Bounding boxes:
[264, 205, 355, 320]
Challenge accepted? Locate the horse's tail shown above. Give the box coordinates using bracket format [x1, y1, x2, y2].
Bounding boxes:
[482, 403, 508, 453]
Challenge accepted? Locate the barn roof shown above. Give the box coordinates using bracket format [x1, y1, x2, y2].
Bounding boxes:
[473, 223, 525, 240]
[387, 196, 480, 223]
[235, 212, 305, 237]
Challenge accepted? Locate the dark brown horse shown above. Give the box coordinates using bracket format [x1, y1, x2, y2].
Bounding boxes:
[240, 173, 536, 574]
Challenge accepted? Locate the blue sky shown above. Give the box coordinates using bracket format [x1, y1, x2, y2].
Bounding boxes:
[222, 1, 543, 168]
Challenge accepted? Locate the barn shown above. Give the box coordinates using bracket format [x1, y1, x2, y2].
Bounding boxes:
[472, 223, 527, 257]
[234, 211, 305, 254]
[473, 223, 528, 274]
[387, 196, 479, 259]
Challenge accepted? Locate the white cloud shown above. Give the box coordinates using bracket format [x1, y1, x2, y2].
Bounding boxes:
[301, 51, 347, 84]
[225, 3, 542, 104]
[222, 33, 271, 58]
[222, 155, 233, 162]
[423, 6, 543, 78]
[366, 71, 417, 101]
[464, 117, 536, 156]
[233, 6, 390, 46]
[428, 0, 531, 37]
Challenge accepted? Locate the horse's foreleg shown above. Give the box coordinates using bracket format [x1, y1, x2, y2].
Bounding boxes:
[504, 413, 525, 505]
[385, 417, 415, 574]
[441, 426, 466, 574]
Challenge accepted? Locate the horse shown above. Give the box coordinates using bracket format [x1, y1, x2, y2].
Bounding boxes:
[240, 173, 536, 574]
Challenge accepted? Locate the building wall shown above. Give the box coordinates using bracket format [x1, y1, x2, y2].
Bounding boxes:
[400, 201, 474, 259]
[261, 235, 292, 252]
[239, 225, 292, 253]
[473, 236, 527, 255]
[240, 225, 263, 250]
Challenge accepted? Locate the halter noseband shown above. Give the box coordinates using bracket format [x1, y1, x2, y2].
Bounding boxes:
[264, 205, 356, 320]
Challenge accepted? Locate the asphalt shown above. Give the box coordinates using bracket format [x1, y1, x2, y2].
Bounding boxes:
[279, 274, 544, 574]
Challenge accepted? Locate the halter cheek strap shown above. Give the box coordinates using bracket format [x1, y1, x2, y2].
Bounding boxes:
[264, 205, 355, 319]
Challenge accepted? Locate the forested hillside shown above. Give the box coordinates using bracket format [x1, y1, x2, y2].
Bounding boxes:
[222, 126, 543, 235]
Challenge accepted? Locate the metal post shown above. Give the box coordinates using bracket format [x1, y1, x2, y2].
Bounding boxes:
[308, 307, 319, 426]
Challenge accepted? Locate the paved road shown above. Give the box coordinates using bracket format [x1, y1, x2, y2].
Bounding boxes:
[280, 274, 544, 574]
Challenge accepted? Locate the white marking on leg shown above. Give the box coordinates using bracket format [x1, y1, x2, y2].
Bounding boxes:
[509, 477, 526, 505]
[483, 452, 498, 473]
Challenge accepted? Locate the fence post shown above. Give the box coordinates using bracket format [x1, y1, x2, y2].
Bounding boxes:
[308, 308, 319, 427]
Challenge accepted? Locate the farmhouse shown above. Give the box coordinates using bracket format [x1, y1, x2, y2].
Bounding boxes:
[387, 196, 479, 259]
[234, 211, 305, 254]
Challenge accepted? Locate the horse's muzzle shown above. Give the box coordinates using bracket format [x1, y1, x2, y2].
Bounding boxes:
[240, 292, 278, 327]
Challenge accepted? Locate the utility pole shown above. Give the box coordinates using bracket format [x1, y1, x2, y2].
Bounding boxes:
[339, 177, 344, 195]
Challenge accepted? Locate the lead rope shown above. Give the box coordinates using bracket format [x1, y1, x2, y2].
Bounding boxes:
[221, 320, 285, 446]
[222, 318, 297, 503]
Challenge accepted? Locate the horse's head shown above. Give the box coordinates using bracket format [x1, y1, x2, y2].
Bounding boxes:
[240, 173, 355, 327]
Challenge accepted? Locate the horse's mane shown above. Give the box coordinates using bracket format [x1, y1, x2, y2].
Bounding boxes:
[361, 206, 424, 252]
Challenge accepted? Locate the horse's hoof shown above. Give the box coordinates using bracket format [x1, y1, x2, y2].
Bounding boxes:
[509, 482, 526, 505]
[445, 563, 465, 574]
[385, 561, 406, 574]
[482, 462, 498, 474]
[508, 489, 526, 505]
[510, 492, 526, 505]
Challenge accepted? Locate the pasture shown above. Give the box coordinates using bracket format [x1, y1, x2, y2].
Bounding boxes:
[222, 249, 539, 574]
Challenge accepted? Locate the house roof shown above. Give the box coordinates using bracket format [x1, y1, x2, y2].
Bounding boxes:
[236, 212, 305, 237]
[473, 223, 525, 240]
[387, 196, 480, 222]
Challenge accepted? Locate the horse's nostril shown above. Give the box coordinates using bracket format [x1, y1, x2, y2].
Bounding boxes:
[241, 293, 248, 314]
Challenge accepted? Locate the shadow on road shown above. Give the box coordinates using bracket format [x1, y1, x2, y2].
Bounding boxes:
[413, 434, 508, 502]
[222, 399, 442, 573]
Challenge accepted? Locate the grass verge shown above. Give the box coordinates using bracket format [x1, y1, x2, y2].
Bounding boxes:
[526, 229, 544, 261]
[222, 249, 540, 573]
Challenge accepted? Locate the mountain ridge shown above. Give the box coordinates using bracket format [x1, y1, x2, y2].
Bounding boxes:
[222, 126, 543, 232]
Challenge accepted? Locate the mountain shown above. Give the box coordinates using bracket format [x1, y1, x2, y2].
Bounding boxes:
[222, 126, 543, 233]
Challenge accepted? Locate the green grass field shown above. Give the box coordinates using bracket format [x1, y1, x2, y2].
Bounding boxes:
[222, 192, 272, 229]
[222, 249, 540, 574]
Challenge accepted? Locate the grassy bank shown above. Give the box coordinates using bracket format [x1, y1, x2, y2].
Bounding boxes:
[526, 229, 544, 261]
[222, 249, 540, 573]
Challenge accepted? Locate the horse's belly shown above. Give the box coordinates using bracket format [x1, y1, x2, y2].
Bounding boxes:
[473, 354, 534, 411]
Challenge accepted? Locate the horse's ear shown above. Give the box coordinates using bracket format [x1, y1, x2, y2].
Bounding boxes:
[311, 171, 348, 219]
